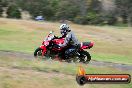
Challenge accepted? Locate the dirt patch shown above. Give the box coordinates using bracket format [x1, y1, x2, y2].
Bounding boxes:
[90, 60, 132, 71]
[0, 66, 74, 80]
[0, 50, 132, 71]
[0, 50, 33, 60]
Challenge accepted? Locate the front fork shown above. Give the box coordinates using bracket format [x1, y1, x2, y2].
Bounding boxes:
[40, 45, 47, 56]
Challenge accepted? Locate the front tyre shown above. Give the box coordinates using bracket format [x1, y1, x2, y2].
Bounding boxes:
[80, 51, 91, 64]
[34, 47, 42, 57]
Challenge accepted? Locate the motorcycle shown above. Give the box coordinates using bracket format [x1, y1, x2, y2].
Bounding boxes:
[34, 31, 94, 64]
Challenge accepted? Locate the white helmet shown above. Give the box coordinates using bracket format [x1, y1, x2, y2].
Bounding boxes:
[60, 24, 69, 31]
[60, 24, 70, 36]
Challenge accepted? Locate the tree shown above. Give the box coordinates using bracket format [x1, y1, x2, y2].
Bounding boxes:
[73, 0, 89, 16]
[89, 0, 102, 13]
[0, 0, 4, 16]
[0, 0, 8, 7]
[0, 5, 3, 17]
[115, 0, 132, 26]
[55, 0, 80, 21]
[18, 0, 55, 20]
[6, 5, 21, 19]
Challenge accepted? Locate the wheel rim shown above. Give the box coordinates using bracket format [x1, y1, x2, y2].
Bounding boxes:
[37, 50, 42, 56]
[83, 55, 88, 62]
[36, 50, 43, 59]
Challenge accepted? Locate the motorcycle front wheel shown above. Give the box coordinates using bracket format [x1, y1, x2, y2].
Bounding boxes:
[34, 47, 43, 58]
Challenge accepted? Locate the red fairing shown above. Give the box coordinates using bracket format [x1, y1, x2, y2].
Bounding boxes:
[53, 38, 64, 44]
[81, 46, 89, 49]
[40, 45, 47, 56]
[89, 42, 94, 48]
[81, 42, 94, 49]
[42, 41, 44, 45]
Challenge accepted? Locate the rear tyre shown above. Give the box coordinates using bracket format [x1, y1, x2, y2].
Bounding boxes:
[80, 51, 91, 64]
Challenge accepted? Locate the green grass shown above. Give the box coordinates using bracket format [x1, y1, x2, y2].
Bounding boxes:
[114, 23, 128, 27]
[0, 55, 132, 76]
[92, 53, 132, 65]
[0, 18, 132, 88]
[0, 27, 40, 53]
[0, 56, 131, 88]
[0, 18, 132, 64]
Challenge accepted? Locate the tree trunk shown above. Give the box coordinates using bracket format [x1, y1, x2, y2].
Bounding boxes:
[127, 16, 132, 27]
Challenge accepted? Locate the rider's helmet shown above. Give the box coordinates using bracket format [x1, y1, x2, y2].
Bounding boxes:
[60, 24, 70, 36]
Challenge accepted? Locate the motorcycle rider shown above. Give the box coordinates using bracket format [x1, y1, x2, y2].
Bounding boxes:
[58, 24, 80, 60]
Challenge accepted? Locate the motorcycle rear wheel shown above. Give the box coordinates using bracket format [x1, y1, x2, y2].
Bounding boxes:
[80, 51, 91, 64]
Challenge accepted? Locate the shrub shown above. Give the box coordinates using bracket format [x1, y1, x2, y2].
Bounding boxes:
[6, 5, 21, 19]
[0, 5, 3, 17]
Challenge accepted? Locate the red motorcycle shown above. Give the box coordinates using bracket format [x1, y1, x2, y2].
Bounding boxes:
[34, 31, 94, 64]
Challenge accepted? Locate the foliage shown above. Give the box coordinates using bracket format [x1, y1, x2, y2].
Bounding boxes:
[55, 0, 79, 21]
[0, 0, 132, 26]
[115, 0, 132, 26]
[0, 0, 4, 16]
[6, 5, 21, 19]
[0, 5, 3, 17]
[74, 12, 100, 25]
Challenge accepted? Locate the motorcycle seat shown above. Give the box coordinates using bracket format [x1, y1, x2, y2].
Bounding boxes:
[82, 42, 91, 46]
